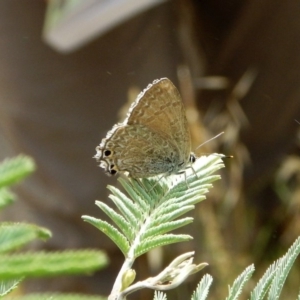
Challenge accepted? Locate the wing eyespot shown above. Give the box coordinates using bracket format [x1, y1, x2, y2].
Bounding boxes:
[104, 150, 113, 157]
[109, 164, 118, 175]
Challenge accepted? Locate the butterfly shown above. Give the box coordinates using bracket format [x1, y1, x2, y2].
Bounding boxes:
[95, 78, 195, 178]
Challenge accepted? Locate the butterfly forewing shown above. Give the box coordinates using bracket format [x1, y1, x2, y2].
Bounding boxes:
[126, 79, 190, 147]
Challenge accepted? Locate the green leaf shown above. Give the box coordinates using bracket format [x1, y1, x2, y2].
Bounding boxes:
[267, 236, 300, 300]
[95, 201, 135, 242]
[0, 250, 108, 279]
[163, 188, 207, 206]
[143, 218, 193, 239]
[135, 234, 192, 258]
[118, 177, 150, 212]
[85, 154, 225, 260]
[4, 293, 106, 300]
[82, 216, 130, 256]
[0, 278, 23, 297]
[0, 223, 51, 253]
[225, 264, 255, 300]
[191, 274, 213, 300]
[153, 291, 167, 300]
[249, 258, 281, 300]
[0, 187, 15, 210]
[297, 288, 300, 300]
[107, 186, 142, 224]
[0, 156, 35, 189]
[152, 205, 195, 224]
[118, 177, 152, 208]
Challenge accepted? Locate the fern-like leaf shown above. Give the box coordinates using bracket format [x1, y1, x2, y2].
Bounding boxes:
[0, 187, 15, 210]
[0, 156, 35, 189]
[4, 293, 106, 300]
[118, 177, 150, 212]
[152, 203, 193, 220]
[142, 218, 193, 240]
[267, 236, 300, 300]
[84, 154, 224, 259]
[135, 234, 192, 257]
[297, 288, 300, 300]
[249, 258, 281, 300]
[82, 216, 130, 256]
[0, 250, 108, 279]
[225, 264, 255, 300]
[153, 291, 167, 300]
[191, 274, 213, 300]
[95, 201, 135, 242]
[0, 223, 51, 253]
[0, 278, 23, 297]
[108, 185, 143, 222]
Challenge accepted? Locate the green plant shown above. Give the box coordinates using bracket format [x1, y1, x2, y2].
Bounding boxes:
[83, 154, 300, 300]
[2, 155, 299, 300]
[83, 154, 224, 299]
[0, 156, 108, 300]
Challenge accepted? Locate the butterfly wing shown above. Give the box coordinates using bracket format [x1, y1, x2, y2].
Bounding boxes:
[95, 78, 191, 178]
[125, 78, 191, 164]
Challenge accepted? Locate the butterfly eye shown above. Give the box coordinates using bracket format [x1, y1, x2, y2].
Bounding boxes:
[104, 150, 112, 157]
[190, 154, 196, 163]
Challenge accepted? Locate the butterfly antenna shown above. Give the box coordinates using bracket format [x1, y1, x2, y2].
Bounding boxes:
[195, 132, 224, 150]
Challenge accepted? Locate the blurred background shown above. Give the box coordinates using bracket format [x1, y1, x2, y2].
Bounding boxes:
[0, 0, 300, 299]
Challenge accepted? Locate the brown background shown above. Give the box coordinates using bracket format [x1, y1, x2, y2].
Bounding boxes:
[0, 0, 300, 299]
